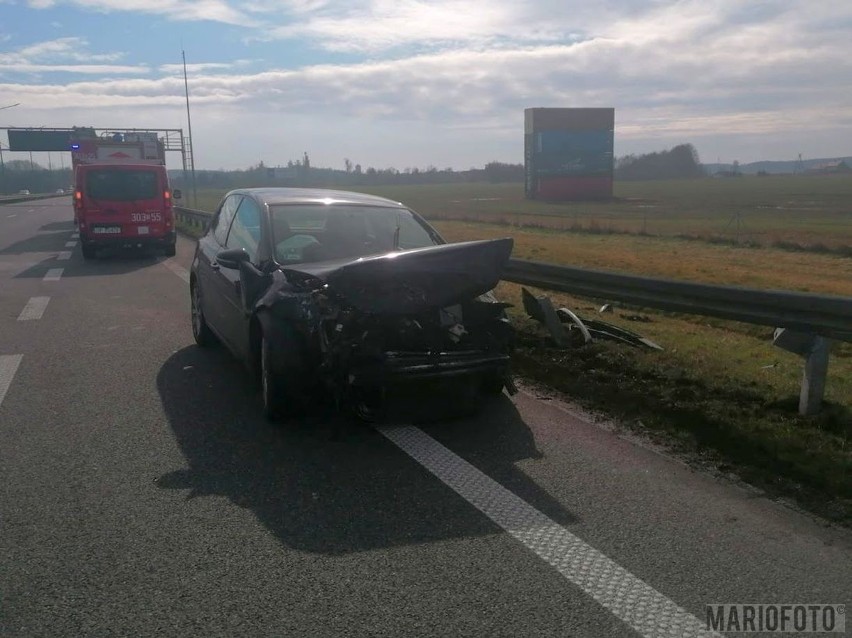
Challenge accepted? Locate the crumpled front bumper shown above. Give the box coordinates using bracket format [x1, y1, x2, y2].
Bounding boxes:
[347, 350, 511, 386]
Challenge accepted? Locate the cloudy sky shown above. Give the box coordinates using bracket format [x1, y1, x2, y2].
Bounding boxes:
[1, 0, 851, 171]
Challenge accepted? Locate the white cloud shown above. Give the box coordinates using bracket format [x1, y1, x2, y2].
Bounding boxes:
[268, 0, 530, 52]
[0, 37, 145, 74]
[158, 60, 253, 74]
[27, 0, 259, 26]
[1, 63, 148, 74]
[3, 1, 852, 168]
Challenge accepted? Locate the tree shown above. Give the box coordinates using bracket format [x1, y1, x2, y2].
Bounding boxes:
[5, 159, 44, 171]
[483, 161, 525, 183]
[344, 158, 353, 173]
[615, 144, 704, 180]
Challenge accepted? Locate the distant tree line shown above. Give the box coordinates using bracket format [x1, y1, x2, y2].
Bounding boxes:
[0, 160, 72, 194]
[615, 144, 705, 180]
[1, 143, 713, 195]
[169, 157, 526, 190]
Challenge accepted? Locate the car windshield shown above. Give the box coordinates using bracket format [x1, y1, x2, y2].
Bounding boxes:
[85, 169, 158, 201]
[269, 204, 441, 264]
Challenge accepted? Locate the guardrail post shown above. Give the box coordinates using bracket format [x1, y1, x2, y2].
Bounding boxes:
[772, 328, 832, 416]
[800, 336, 830, 416]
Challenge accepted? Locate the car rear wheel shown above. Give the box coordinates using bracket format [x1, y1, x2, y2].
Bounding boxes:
[81, 244, 97, 260]
[164, 243, 176, 258]
[190, 282, 215, 347]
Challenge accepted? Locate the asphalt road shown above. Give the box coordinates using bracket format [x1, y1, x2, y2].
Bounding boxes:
[1, 198, 849, 637]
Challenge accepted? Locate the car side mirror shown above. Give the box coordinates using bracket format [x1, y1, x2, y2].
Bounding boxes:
[216, 248, 250, 269]
[172, 189, 182, 200]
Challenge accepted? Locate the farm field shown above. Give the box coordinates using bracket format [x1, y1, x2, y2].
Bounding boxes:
[178, 177, 851, 521]
[188, 174, 852, 252]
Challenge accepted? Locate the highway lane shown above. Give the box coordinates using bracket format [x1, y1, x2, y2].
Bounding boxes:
[1, 198, 849, 637]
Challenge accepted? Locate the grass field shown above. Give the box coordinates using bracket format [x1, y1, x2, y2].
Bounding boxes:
[188, 175, 852, 252]
[179, 177, 852, 521]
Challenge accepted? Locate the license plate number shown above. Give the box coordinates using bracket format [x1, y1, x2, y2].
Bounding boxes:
[93, 226, 121, 234]
[137, 226, 149, 235]
[131, 212, 162, 222]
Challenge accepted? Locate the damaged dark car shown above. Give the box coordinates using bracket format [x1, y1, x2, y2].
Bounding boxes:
[189, 188, 515, 421]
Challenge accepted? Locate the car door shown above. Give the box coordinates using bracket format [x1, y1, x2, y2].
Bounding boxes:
[218, 196, 262, 362]
[197, 194, 241, 343]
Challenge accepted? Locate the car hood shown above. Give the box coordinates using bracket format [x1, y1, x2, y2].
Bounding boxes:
[280, 238, 513, 315]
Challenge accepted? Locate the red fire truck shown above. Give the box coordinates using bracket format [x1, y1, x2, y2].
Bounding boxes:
[72, 133, 178, 259]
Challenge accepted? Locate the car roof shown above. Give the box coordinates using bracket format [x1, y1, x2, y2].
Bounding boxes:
[229, 187, 408, 209]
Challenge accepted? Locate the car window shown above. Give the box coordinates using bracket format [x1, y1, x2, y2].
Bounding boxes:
[393, 213, 437, 250]
[84, 169, 158, 201]
[268, 204, 441, 263]
[226, 197, 261, 262]
[213, 194, 241, 246]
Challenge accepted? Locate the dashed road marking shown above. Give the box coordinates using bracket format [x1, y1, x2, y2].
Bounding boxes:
[162, 259, 190, 284]
[17, 297, 50, 321]
[379, 426, 717, 638]
[0, 355, 23, 410]
[43, 268, 63, 281]
[64, 241, 76, 248]
[71, 232, 79, 239]
[57, 251, 72, 260]
[6, 214, 16, 218]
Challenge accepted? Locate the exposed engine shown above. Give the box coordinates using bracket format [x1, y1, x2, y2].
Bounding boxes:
[317, 294, 511, 362]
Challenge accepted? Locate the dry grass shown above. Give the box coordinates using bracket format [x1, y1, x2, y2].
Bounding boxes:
[434, 221, 852, 296]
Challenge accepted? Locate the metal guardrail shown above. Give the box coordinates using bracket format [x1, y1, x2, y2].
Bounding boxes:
[503, 259, 852, 342]
[0, 193, 66, 205]
[503, 260, 852, 416]
[175, 205, 851, 414]
[174, 206, 211, 232]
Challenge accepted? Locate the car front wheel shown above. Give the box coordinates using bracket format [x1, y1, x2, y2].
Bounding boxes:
[191, 282, 215, 347]
[260, 331, 307, 423]
[261, 334, 286, 421]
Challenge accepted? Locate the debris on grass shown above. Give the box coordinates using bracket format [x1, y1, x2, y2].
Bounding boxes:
[521, 287, 663, 351]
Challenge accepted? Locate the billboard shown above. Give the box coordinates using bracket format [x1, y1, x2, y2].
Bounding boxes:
[7, 128, 97, 151]
[524, 108, 615, 200]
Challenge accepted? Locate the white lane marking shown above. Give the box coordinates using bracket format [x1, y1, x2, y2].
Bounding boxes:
[65, 241, 77, 248]
[379, 426, 717, 638]
[43, 268, 64, 281]
[57, 251, 72, 260]
[71, 232, 79, 239]
[162, 259, 190, 284]
[17, 296, 50, 321]
[6, 214, 16, 218]
[0, 355, 24, 410]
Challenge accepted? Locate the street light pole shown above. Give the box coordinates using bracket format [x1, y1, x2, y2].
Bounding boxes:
[182, 50, 198, 207]
[0, 142, 5, 195]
